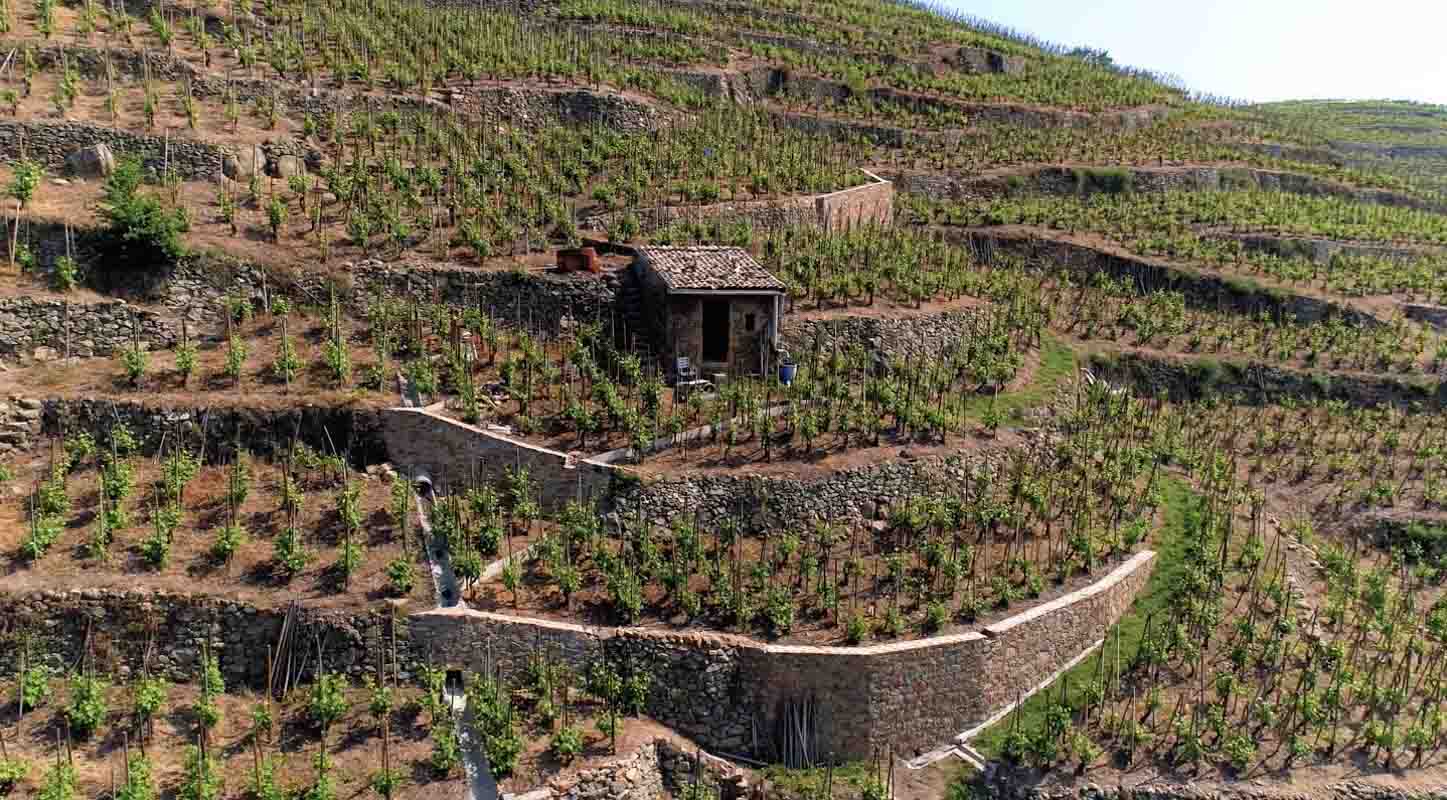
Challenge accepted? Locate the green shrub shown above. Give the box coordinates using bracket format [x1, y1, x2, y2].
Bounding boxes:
[429, 725, 461, 776]
[51, 255, 80, 291]
[115, 755, 155, 800]
[132, 676, 168, 721]
[273, 526, 311, 576]
[95, 157, 188, 283]
[211, 523, 245, 562]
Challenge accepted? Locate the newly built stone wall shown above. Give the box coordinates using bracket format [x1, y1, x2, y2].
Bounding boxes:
[0, 295, 175, 359]
[411, 551, 1155, 761]
[814, 174, 896, 230]
[381, 407, 617, 510]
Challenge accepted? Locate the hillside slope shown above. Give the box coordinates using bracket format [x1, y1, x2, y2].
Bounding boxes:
[3, 2, 1447, 800]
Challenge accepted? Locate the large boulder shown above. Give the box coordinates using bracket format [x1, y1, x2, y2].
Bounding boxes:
[270, 153, 307, 178]
[222, 144, 266, 180]
[64, 144, 116, 178]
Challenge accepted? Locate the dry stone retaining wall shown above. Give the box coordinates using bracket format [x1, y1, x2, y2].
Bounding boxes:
[0, 532, 1153, 763]
[0, 119, 225, 180]
[963, 229, 1383, 328]
[620, 448, 1005, 529]
[1216, 232, 1442, 265]
[745, 68, 1171, 132]
[1088, 350, 1442, 410]
[40, 397, 388, 466]
[0, 396, 42, 455]
[0, 589, 416, 687]
[900, 165, 1447, 214]
[779, 305, 989, 362]
[411, 552, 1155, 761]
[164, 255, 618, 335]
[0, 295, 175, 360]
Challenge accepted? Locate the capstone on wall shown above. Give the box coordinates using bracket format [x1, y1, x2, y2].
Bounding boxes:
[380, 408, 616, 511]
[410, 552, 1156, 761]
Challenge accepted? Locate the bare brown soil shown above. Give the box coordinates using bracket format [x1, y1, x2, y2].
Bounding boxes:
[0, 681, 446, 800]
[471, 505, 1146, 646]
[0, 313, 394, 409]
[630, 426, 1020, 480]
[0, 443, 418, 610]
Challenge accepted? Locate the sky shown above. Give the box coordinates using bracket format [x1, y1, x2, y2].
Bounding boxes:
[937, 0, 1447, 105]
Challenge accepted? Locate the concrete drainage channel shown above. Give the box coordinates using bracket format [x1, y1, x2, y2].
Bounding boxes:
[412, 480, 499, 800]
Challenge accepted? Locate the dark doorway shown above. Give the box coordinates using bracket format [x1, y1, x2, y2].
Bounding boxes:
[702, 299, 730, 362]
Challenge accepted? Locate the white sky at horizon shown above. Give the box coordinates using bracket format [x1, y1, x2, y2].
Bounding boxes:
[937, 0, 1447, 105]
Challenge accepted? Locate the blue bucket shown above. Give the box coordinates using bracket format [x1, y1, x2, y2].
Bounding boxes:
[779, 362, 797, 385]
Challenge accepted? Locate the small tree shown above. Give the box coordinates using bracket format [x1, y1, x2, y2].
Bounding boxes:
[96, 157, 187, 284]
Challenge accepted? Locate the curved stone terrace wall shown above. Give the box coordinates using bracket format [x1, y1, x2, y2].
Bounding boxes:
[409, 550, 1156, 762]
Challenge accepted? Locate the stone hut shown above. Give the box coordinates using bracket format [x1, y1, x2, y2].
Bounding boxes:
[633, 246, 786, 380]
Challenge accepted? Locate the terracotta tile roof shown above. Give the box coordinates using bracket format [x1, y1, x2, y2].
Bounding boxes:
[638, 246, 786, 292]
